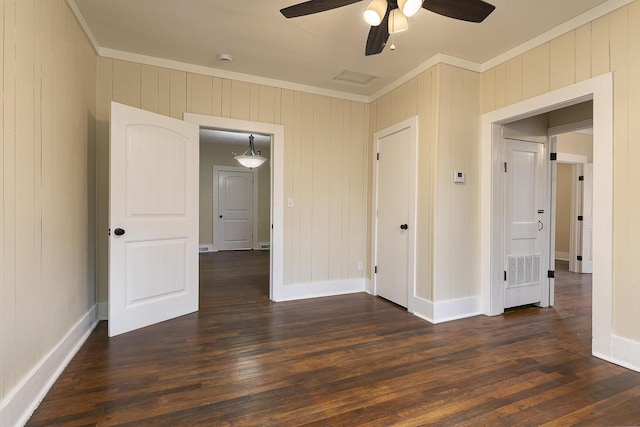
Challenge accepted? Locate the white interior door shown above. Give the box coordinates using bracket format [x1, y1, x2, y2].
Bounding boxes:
[504, 139, 547, 308]
[375, 127, 413, 308]
[581, 163, 593, 273]
[109, 102, 199, 337]
[217, 169, 254, 251]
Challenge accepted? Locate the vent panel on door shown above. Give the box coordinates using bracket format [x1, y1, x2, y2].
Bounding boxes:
[507, 254, 541, 287]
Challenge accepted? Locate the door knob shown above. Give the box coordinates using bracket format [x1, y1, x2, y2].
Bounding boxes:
[538, 221, 543, 231]
[219, 215, 223, 218]
[114, 228, 125, 236]
[400, 224, 408, 230]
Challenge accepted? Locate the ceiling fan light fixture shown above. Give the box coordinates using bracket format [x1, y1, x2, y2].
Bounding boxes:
[388, 8, 408, 34]
[397, 0, 422, 17]
[363, 0, 387, 26]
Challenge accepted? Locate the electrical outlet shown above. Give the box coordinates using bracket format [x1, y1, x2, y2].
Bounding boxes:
[357, 261, 364, 271]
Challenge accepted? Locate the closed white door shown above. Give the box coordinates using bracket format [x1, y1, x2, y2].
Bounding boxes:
[217, 170, 253, 251]
[109, 102, 199, 337]
[504, 139, 546, 308]
[581, 163, 593, 273]
[375, 127, 413, 308]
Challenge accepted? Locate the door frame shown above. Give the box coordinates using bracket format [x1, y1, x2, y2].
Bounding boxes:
[212, 165, 259, 251]
[370, 116, 418, 313]
[184, 113, 284, 301]
[481, 73, 613, 359]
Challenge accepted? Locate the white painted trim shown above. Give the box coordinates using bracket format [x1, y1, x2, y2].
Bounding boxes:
[183, 114, 284, 302]
[369, 53, 481, 102]
[412, 296, 482, 324]
[98, 301, 109, 320]
[0, 305, 98, 427]
[548, 119, 594, 137]
[603, 335, 640, 373]
[100, 48, 368, 104]
[212, 165, 259, 251]
[481, 0, 635, 71]
[273, 279, 365, 302]
[371, 116, 418, 313]
[555, 251, 570, 261]
[481, 73, 613, 361]
[198, 244, 215, 253]
[65, 0, 100, 54]
[557, 153, 588, 164]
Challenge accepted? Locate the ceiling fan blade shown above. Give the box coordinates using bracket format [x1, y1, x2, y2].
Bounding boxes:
[365, 8, 390, 56]
[280, 0, 363, 18]
[422, 0, 495, 23]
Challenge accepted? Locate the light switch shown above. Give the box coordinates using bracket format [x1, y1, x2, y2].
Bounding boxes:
[454, 171, 465, 183]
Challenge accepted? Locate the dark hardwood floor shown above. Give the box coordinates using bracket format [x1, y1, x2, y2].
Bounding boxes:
[27, 252, 640, 426]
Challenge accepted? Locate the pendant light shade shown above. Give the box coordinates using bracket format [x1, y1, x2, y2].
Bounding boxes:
[388, 8, 408, 34]
[233, 135, 267, 168]
[363, 0, 387, 26]
[397, 0, 422, 17]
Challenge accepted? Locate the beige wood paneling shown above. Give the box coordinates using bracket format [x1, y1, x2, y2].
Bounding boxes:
[522, 44, 550, 100]
[169, 70, 186, 119]
[505, 56, 523, 106]
[311, 96, 331, 282]
[141, 65, 159, 113]
[591, 15, 610, 77]
[555, 163, 573, 254]
[575, 24, 592, 82]
[113, 60, 140, 107]
[494, 63, 507, 110]
[1, 0, 96, 401]
[550, 32, 576, 90]
[188, 73, 213, 115]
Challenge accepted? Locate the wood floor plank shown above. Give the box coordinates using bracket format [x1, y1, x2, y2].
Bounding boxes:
[26, 253, 640, 426]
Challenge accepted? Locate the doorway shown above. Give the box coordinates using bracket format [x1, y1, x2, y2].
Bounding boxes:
[481, 73, 613, 360]
[184, 113, 285, 301]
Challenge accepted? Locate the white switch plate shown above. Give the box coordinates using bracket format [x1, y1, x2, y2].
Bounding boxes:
[357, 261, 364, 271]
[454, 171, 465, 183]
[288, 198, 294, 208]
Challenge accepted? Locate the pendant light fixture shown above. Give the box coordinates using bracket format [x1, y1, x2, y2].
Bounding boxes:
[388, 8, 408, 34]
[233, 135, 267, 168]
[397, 0, 422, 17]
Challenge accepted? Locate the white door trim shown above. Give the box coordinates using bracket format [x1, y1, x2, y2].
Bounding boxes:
[481, 73, 613, 359]
[212, 165, 259, 251]
[183, 113, 284, 301]
[370, 116, 418, 313]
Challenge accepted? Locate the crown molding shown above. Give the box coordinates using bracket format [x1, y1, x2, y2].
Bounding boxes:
[65, 0, 100, 54]
[480, 0, 636, 71]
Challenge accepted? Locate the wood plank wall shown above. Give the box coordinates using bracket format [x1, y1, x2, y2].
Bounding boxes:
[95, 59, 370, 302]
[0, 0, 97, 401]
[481, 1, 640, 342]
[369, 64, 480, 302]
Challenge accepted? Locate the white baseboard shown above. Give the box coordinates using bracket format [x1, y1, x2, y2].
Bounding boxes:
[0, 305, 98, 427]
[594, 335, 640, 373]
[98, 301, 109, 320]
[273, 278, 365, 302]
[555, 252, 570, 261]
[198, 244, 215, 253]
[412, 296, 482, 324]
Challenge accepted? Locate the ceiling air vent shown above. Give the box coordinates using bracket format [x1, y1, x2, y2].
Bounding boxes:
[332, 70, 378, 85]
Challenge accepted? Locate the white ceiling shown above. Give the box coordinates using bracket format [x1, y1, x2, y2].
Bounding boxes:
[74, 0, 616, 97]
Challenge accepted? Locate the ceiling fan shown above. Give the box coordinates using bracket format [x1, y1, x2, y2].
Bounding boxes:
[280, 0, 496, 56]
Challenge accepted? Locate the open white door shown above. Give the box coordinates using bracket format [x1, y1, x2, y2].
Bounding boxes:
[504, 139, 547, 308]
[581, 163, 593, 273]
[109, 102, 199, 337]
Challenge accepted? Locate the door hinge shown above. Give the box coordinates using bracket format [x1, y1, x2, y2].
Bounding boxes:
[377, 153, 380, 160]
[550, 152, 557, 161]
[578, 215, 583, 221]
[547, 270, 555, 278]
[108, 228, 111, 236]
[579, 175, 584, 181]
[504, 162, 508, 173]
[375, 266, 378, 274]
[504, 271, 507, 281]
[577, 255, 583, 261]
